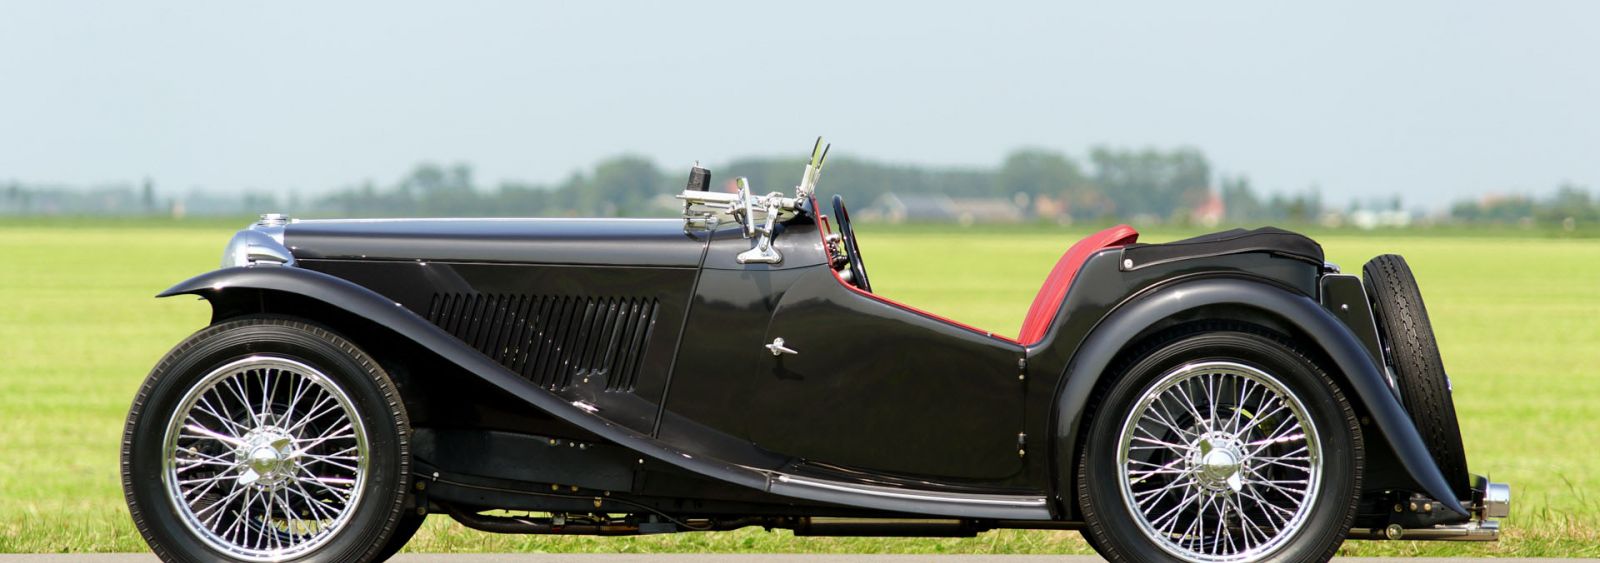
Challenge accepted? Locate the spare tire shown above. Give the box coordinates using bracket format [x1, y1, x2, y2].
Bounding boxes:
[1363, 254, 1471, 499]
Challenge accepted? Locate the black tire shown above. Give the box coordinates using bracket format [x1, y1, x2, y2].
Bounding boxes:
[1077, 326, 1364, 563]
[122, 317, 412, 563]
[372, 513, 426, 561]
[1362, 254, 1471, 499]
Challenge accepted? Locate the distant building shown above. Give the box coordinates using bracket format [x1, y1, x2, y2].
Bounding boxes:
[1191, 191, 1225, 227]
[1349, 209, 1413, 230]
[870, 193, 956, 222]
[868, 193, 1023, 224]
[1032, 194, 1071, 224]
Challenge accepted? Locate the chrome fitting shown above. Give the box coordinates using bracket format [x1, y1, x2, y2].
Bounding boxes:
[221, 213, 295, 268]
[1483, 481, 1511, 520]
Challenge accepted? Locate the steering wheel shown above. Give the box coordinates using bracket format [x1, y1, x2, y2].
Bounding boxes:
[831, 194, 872, 292]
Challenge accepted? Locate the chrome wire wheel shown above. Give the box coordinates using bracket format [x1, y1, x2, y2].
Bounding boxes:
[1116, 360, 1323, 562]
[160, 355, 369, 561]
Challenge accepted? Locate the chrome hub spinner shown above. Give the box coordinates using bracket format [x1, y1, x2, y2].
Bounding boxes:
[1190, 433, 1245, 493]
[234, 427, 297, 488]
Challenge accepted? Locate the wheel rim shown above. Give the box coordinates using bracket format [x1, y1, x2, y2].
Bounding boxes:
[1116, 360, 1322, 562]
[161, 355, 369, 561]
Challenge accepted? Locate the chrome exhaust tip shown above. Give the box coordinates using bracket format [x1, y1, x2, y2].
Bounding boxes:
[1482, 480, 1511, 520]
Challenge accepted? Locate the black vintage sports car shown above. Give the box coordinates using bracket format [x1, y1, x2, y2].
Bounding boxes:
[123, 140, 1508, 562]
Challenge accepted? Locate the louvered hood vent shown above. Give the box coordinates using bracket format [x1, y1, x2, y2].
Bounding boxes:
[425, 294, 658, 391]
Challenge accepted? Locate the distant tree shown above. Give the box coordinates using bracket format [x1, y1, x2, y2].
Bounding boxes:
[1220, 175, 1262, 222]
[582, 156, 665, 216]
[400, 163, 481, 215]
[995, 149, 1090, 214]
[1539, 183, 1597, 223]
[720, 156, 983, 208]
[495, 181, 551, 217]
[1088, 146, 1212, 218]
[1264, 187, 1321, 222]
[141, 177, 156, 214]
[1451, 194, 1535, 223]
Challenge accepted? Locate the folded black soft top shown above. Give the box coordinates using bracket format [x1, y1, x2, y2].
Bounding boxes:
[1120, 226, 1324, 271]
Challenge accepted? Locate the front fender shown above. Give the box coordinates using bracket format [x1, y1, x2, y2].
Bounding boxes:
[158, 266, 772, 491]
[1051, 276, 1467, 518]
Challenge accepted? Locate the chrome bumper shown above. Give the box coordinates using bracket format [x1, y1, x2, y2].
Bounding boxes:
[1352, 476, 1510, 542]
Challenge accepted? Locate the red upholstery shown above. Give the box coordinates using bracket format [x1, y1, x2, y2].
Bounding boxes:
[1017, 225, 1139, 345]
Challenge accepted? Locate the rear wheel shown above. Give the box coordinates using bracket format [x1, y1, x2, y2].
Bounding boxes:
[1078, 327, 1363, 562]
[122, 317, 412, 563]
[1363, 254, 1471, 499]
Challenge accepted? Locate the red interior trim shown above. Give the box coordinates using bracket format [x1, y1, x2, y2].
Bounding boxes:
[816, 209, 1023, 345]
[1016, 224, 1139, 346]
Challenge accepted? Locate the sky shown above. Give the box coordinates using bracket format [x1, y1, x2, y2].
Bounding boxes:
[2, 1, 1597, 209]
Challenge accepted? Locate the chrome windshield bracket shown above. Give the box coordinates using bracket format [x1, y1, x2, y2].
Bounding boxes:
[737, 195, 785, 264]
[676, 137, 832, 264]
[737, 237, 782, 264]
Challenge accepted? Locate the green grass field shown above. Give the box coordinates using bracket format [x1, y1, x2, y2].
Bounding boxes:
[2, 220, 1597, 556]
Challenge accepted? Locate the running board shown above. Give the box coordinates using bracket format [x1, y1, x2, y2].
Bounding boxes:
[767, 473, 1052, 520]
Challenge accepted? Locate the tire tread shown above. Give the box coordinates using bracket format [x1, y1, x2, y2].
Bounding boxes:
[1362, 255, 1471, 499]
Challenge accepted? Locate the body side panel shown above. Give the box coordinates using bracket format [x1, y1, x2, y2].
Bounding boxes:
[749, 265, 1027, 481]
[664, 218, 1029, 485]
[158, 265, 1052, 519]
[294, 258, 695, 434]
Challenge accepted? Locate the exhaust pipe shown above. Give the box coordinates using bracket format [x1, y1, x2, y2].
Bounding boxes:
[1351, 520, 1499, 542]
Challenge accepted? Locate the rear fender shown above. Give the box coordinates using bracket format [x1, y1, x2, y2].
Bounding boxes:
[1051, 276, 1467, 518]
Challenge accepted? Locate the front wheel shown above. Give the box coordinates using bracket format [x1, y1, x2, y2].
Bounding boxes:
[122, 317, 412, 562]
[1078, 327, 1364, 563]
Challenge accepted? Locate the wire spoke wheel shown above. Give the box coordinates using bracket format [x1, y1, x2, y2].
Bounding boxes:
[1116, 360, 1322, 562]
[160, 355, 369, 561]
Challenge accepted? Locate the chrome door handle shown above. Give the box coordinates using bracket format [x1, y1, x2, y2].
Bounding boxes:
[765, 337, 798, 357]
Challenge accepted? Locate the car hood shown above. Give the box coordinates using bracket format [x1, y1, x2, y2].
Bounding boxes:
[283, 218, 706, 267]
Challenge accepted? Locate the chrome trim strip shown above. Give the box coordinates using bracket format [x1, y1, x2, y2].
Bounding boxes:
[773, 474, 1048, 508]
[291, 217, 686, 224]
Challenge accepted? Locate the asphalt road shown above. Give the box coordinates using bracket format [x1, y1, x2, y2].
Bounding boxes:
[0, 556, 1588, 563]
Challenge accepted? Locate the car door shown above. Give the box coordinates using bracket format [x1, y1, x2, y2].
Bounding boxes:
[745, 266, 1028, 480]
